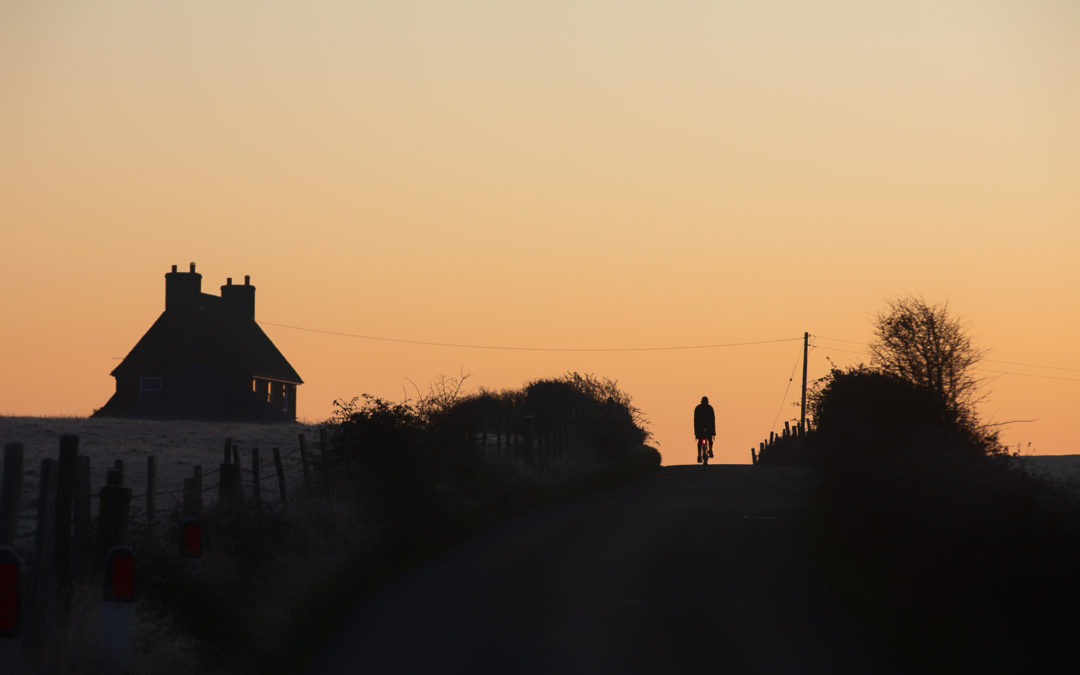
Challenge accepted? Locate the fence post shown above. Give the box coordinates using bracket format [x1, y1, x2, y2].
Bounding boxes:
[146, 455, 157, 527]
[272, 448, 286, 510]
[112, 459, 125, 487]
[751, 448, 757, 465]
[95, 470, 132, 571]
[27, 459, 58, 652]
[182, 479, 198, 518]
[232, 444, 240, 467]
[251, 448, 261, 514]
[223, 438, 233, 465]
[0, 444, 23, 547]
[55, 435, 78, 605]
[218, 463, 241, 508]
[179, 518, 202, 576]
[0, 546, 19, 675]
[72, 455, 92, 585]
[298, 434, 312, 492]
[319, 428, 331, 500]
[99, 546, 134, 670]
[193, 465, 203, 513]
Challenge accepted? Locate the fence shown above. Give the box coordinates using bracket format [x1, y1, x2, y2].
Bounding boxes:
[752, 420, 807, 465]
[0, 407, 593, 670]
[0, 430, 326, 672]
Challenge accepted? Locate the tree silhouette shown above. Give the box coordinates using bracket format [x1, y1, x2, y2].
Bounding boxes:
[869, 296, 984, 420]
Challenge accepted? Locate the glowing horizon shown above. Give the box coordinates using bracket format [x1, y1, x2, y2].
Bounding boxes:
[2, 0, 1077, 461]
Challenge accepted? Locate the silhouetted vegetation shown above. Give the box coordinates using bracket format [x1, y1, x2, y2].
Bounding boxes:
[806, 366, 1080, 674]
[129, 372, 657, 674]
[869, 296, 984, 421]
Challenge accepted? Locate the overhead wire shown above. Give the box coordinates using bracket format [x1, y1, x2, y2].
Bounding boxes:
[770, 343, 804, 433]
[259, 320, 803, 353]
[810, 334, 1080, 381]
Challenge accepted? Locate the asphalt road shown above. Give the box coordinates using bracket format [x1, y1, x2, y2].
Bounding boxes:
[306, 465, 912, 675]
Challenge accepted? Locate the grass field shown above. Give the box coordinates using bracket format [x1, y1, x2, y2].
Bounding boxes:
[0, 416, 319, 557]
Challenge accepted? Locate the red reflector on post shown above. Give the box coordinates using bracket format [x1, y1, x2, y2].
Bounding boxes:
[184, 523, 201, 556]
[103, 547, 135, 602]
[0, 560, 17, 632]
[112, 556, 134, 599]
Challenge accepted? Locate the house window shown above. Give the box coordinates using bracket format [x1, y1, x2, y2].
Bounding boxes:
[281, 385, 288, 412]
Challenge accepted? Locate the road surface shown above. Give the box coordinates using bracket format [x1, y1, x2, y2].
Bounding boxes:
[306, 465, 911, 674]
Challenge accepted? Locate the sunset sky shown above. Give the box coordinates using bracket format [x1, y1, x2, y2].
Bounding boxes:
[3, 0, 1077, 463]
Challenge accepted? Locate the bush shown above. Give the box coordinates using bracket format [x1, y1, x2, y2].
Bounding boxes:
[807, 366, 1080, 673]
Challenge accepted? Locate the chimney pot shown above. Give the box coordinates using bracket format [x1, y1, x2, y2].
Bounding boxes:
[245, 275, 250, 286]
[172, 264, 178, 273]
[227, 277, 232, 286]
[189, 262, 196, 273]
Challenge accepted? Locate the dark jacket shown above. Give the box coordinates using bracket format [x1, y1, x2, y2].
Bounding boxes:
[694, 403, 716, 438]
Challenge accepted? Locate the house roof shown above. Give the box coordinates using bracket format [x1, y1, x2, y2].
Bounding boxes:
[111, 293, 302, 384]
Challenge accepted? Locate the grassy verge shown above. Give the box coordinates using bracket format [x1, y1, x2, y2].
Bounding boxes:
[124, 447, 659, 674]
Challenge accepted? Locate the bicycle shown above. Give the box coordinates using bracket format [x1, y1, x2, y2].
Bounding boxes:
[697, 436, 713, 466]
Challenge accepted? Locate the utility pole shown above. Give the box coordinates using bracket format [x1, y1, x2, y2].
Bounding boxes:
[800, 331, 809, 433]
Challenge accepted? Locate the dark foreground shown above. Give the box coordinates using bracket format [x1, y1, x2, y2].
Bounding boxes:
[306, 465, 910, 675]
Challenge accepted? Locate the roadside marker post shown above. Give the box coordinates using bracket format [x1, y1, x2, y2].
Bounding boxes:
[100, 546, 134, 670]
[0, 547, 20, 675]
[180, 517, 202, 576]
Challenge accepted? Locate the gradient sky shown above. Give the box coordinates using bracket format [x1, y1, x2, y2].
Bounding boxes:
[3, 0, 1078, 463]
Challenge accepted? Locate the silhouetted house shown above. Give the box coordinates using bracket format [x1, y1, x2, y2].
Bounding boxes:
[95, 263, 302, 422]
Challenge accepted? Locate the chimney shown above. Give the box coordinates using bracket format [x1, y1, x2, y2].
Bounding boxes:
[165, 262, 202, 313]
[220, 274, 255, 319]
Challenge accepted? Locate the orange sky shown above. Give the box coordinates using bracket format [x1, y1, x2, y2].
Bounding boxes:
[2, 1, 1078, 463]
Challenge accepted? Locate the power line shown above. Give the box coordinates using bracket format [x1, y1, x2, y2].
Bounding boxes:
[977, 369, 1080, 383]
[813, 334, 1080, 374]
[770, 344, 803, 432]
[259, 320, 803, 353]
[810, 334, 868, 346]
[983, 359, 1080, 373]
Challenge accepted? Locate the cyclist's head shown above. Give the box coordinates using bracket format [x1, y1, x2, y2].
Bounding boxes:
[701, 396, 709, 404]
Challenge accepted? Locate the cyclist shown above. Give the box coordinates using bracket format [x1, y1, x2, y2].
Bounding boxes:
[694, 396, 716, 463]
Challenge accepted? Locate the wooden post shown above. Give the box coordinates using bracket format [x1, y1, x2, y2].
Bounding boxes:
[223, 438, 233, 465]
[0, 546, 20, 674]
[751, 447, 758, 465]
[55, 435, 78, 601]
[95, 471, 132, 571]
[342, 425, 352, 468]
[298, 434, 312, 492]
[72, 455, 92, 584]
[100, 546, 135, 669]
[217, 464, 241, 508]
[319, 428, 331, 499]
[112, 459, 125, 487]
[250, 448, 261, 513]
[0, 443, 23, 547]
[27, 459, 58, 650]
[146, 455, 157, 527]
[800, 331, 809, 434]
[182, 479, 198, 518]
[272, 448, 286, 510]
[232, 444, 240, 466]
[193, 465, 203, 514]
